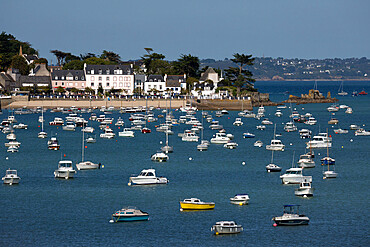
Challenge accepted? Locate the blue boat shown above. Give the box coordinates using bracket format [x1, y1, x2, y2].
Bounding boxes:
[243, 132, 255, 138]
[110, 207, 149, 223]
[321, 156, 335, 165]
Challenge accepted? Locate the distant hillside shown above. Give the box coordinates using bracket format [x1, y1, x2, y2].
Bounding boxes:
[201, 57, 370, 80]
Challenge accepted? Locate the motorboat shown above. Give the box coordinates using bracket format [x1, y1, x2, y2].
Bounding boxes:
[233, 118, 243, 126]
[7, 115, 17, 123]
[38, 131, 47, 139]
[2, 169, 20, 185]
[209, 122, 223, 130]
[221, 109, 229, 114]
[266, 139, 285, 151]
[62, 122, 76, 131]
[100, 128, 115, 139]
[350, 124, 360, 130]
[182, 131, 199, 142]
[295, 180, 314, 197]
[243, 132, 255, 138]
[49, 117, 64, 126]
[224, 141, 238, 149]
[299, 129, 311, 139]
[323, 169, 338, 179]
[6, 131, 16, 140]
[54, 160, 76, 179]
[298, 154, 315, 168]
[261, 118, 273, 125]
[141, 127, 151, 134]
[345, 107, 353, 114]
[327, 105, 339, 112]
[284, 121, 297, 132]
[128, 169, 168, 185]
[13, 123, 28, 129]
[211, 132, 230, 144]
[256, 125, 266, 130]
[230, 194, 249, 205]
[328, 117, 339, 125]
[272, 205, 309, 226]
[254, 140, 263, 147]
[358, 90, 368, 95]
[275, 110, 283, 117]
[48, 136, 60, 150]
[280, 167, 312, 184]
[333, 128, 348, 134]
[85, 136, 96, 143]
[277, 105, 287, 109]
[151, 152, 169, 162]
[304, 117, 317, 125]
[119, 128, 135, 137]
[306, 136, 331, 149]
[211, 221, 243, 235]
[355, 129, 370, 136]
[110, 207, 149, 223]
[197, 140, 209, 151]
[179, 198, 215, 211]
[82, 126, 94, 133]
[266, 163, 282, 172]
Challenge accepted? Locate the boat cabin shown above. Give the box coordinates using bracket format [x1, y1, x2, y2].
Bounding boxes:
[285, 168, 303, 175]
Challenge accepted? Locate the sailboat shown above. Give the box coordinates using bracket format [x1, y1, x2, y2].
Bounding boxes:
[266, 124, 285, 151]
[337, 81, 348, 96]
[76, 128, 99, 170]
[141, 96, 151, 133]
[38, 106, 47, 138]
[197, 110, 209, 151]
[161, 129, 173, 153]
[266, 151, 282, 172]
[322, 130, 337, 179]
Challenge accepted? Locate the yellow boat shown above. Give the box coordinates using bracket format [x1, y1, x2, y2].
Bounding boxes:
[180, 198, 215, 211]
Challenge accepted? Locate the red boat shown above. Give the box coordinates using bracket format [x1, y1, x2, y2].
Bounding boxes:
[358, 90, 368, 95]
[141, 127, 151, 133]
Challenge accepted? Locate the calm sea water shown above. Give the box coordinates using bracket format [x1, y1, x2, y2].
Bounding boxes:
[0, 81, 369, 246]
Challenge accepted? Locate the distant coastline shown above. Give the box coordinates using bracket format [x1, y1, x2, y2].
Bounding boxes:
[255, 79, 370, 82]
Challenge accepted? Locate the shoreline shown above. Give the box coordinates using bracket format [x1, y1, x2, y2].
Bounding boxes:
[255, 79, 370, 82]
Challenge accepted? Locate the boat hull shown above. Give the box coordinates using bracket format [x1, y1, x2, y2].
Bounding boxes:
[280, 176, 312, 184]
[211, 225, 243, 234]
[129, 177, 168, 185]
[54, 170, 76, 179]
[180, 202, 215, 210]
[76, 161, 99, 170]
[2, 177, 20, 185]
[295, 188, 314, 197]
[112, 215, 149, 222]
[273, 218, 309, 226]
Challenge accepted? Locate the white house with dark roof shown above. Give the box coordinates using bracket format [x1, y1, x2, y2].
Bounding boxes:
[144, 75, 166, 95]
[165, 74, 186, 96]
[51, 70, 86, 92]
[84, 64, 134, 95]
[192, 67, 222, 98]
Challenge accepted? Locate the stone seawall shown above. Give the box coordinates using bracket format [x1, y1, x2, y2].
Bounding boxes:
[192, 99, 253, 111]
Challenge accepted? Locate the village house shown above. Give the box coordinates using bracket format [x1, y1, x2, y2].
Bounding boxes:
[51, 70, 86, 92]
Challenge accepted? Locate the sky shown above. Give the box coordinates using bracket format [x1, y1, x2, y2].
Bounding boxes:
[1, 0, 369, 64]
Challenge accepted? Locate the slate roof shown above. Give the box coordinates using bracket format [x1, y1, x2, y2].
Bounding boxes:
[19, 76, 51, 84]
[23, 54, 39, 63]
[85, 64, 133, 75]
[199, 67, 216, 81]
[147, 75, 164, 82]
[166, 75, 185, 87]
[0, 73, 15, 82]
[52, 70, 85, 80]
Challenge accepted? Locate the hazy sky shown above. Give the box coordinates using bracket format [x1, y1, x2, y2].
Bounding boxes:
[1, 0, 369, 63]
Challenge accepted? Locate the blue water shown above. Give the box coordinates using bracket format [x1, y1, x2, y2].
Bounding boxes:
[0, 81, 369, 246]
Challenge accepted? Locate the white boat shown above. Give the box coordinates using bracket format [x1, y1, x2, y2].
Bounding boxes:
[272, 205, 309, 226]
[280, 167, 312, 184]
[266, 150, 282, 172]
[128, 169, 168, 185]
[295, 180, 314, 197]
[5, 140, 21, 147]
[182, 131, 199, 142]
[54, 160, 76, 179]
[211, 132, 230, 144]
[161, 130, 173, 153]
[76, 129, 99, 170]
[266, 139, 285, 151]
[304, 117, 317, 125]
[337, 81, 348, 96]
[306, 135, 332, 149]
[211, 221, 243, 235]
[119, 128, 135, 137]
[284, 121, 297, 132]
[256, 125, 266, 130]
[275, 110, 283, 117]
[299, 129, 312, 139]
[350, 124, 360, 130]
[115, 117, 125, 126]
[7, 145, 19, 153]
[151, 152, 169, 162]
[47, 136, 60, 150]
[224, 141, 238, 149]
[345, 107, 353, 114]
[254, 140, 263, 147]
[233, 118, 243, 126]
[2, 169, 20, 185]
[327, 105, 339, 112]
[6, 131, 16, 140]
[100, 128, 115, 139]
[297, 154, 315, 168]
[261, 118, 273, 125]
[333, 128, 348, 134]
[82, 126, 94, 133]
[230, 194, 250, 205]
[49, 117, 64, 125]
[13, 123, 28, 129]
[38, 107, 47, 138]
[328, 117, 339, 125]
[7, 115, 17, 123]
[85, 136, 96, 143]
[62, 122, 76, 131]
[197, 142, 209, 151]
[355, 129, 370, 136]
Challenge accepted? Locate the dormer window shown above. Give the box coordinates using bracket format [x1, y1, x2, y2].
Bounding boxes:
[114, 70, 118, 75]
[61, 76, 65, 80]
[91, 70, 94, 74]
[55, 76, 58, 80]
[98, 69, 102, 74]
[106, 69, 110, 74]
[75, 76, 78, 80]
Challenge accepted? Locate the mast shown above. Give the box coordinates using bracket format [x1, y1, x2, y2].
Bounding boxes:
[271, 151, 274, 164]
[81, 126, 85, 162]
[41, 106, 44, 132]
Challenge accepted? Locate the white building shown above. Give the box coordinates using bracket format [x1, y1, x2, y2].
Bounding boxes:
[192, 67, 221, 98]
[84, 64, 134, 95]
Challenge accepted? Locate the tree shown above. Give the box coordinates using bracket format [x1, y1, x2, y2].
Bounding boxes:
[50, 50, 67, 66]
[56, 86, 65, 94]
[11, 55, 29, 75]
[173, 54, 200, 78]
[65, 53, 81, 63]
[63, 60, 84, 70]
[80, 53, 96, 60]
[100, 50, 121, 63]
[84, 87, 95, 95]
[141, 49, 166, 75]
[225, 53, 255, 96]
[186, 77, 199, 94]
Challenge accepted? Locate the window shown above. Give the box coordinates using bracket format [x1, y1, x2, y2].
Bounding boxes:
[61, 76, 65, 80]
[62, 82, 64, 86]
[75, 76, 78, 80]
[119, 82, 123, 87]
[98, 69, 102, 74]
[91, 83, 94, 87]
[81, 76, 84, 80]
[55, 82, 58, 86]
[107, 83, 110, 87]
[113, 76, 117, 81]
[55, 76, 58, 80]
[106, 69, 110, 74]
[159, 85, 162, 90]
[99, 77, 102, 81]
[82, 83, 84, 86]
[99, 83, 102, 87]
[91, 76, 95, 81]
[113, 82, 117, 87]
[106, 77, 110, 81]
[91, 70, 94, 74]
[119, 76, 123, 81]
